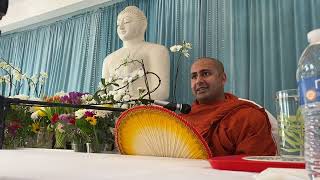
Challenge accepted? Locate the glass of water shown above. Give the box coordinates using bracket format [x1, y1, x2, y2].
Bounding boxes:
[275, 89, 304, 160]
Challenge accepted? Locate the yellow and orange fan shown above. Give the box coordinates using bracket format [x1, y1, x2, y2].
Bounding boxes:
[115, 105, 212, 159]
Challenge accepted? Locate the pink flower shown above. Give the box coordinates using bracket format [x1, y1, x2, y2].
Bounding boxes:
[84, 111, 94, 117]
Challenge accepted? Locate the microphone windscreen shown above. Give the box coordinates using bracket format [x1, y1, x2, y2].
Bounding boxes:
[181, 104, 191, 114]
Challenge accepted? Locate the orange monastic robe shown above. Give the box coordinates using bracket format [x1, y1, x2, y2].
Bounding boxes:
[180, 93, 277, 157]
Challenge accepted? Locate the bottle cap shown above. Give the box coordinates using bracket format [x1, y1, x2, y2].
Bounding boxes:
[307, 29, 320, 43]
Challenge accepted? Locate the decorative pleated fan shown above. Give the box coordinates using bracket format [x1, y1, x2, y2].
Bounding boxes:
[115, 105, 212, 159]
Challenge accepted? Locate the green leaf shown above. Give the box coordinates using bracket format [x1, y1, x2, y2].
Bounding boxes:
[281, 147, 301, 153]
[75, 119, 93, 134]
[101, 78, 106, 86]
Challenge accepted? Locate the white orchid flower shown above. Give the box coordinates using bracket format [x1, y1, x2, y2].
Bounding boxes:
[39, 79, 45, 85]
[2, 64, 10, 71]
[88, 99, 97, 104]
[130, 70, 138, 78]
[40, 72, 48, 78]
[54, 91, 68, 97]
[101, 93, 108, 98]
[122, 77, 129, 84]
[94, 110, 112, 118]
[3, 75, 10, 83]
[170, 45, 183, 52]
[107, 90, 114, 96]
[0, 61, 7, 68]
[122, 94, 130, 101]
[31, 111, 39, 120]
[31, 75, 38, 83]
[128, 77, 133, 83]
[121, 103, 129, 109]
[184, 42, 192, 49]
[113, 94, 122, 101]
[98, 82, 104, 89]
[29, 97, 42, 101]
[137, 69, 145, 77]
[10, 94, 29, 100]
[21, 74, 27, 80]
[75, 109, 87, 119]
[107, 77, 113, 83]
[118, 89, 126, 96]
[13, 73, 22, 81]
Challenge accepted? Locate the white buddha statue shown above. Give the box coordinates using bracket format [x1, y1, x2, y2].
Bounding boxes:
[102, 6, 170, 100]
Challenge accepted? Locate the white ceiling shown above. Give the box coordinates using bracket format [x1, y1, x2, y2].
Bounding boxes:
[0, 0, 116, 33]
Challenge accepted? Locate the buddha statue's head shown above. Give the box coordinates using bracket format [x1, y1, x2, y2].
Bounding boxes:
[117, 6, 147, 41]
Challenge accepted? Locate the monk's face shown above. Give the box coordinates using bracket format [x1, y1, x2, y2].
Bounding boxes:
[117, 14, 145, 41]
[191, 59, 226, 104]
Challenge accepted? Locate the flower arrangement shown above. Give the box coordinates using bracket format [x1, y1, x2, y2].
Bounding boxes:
[94, 56, 160, 108]
[170, 41, 192, 102]
[3, 89, 117, 151]
[26, 91, 117, 151]
[74, 108, 115, 151]
[0, 58, 48, 97]
[170, 41, 192, 58]
[3, 104, 34, 148]
[31, 92, 85, 148]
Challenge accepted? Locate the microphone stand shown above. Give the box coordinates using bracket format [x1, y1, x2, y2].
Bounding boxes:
[0, 95, 126, 149]
[0, 96, 9, 149]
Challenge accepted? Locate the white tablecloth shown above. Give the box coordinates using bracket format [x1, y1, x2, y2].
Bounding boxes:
[0, 149, 257, 180]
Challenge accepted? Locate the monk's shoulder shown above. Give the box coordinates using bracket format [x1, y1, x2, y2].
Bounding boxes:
[224, 106, 268, 128]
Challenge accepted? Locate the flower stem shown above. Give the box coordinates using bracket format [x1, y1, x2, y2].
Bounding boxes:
[140, 59, 151, 100]
[173, 54, 183, 103]
[93, 126, 99, 145]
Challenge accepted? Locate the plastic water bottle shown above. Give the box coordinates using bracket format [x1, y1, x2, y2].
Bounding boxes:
[296, 29, 320, 180]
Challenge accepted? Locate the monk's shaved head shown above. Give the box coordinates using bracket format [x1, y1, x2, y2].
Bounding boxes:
[192, 57, 224, 74]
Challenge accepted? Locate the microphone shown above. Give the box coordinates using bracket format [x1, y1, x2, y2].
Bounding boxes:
[140, 99, 191, 114]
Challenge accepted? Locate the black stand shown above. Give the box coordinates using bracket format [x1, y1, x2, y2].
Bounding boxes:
[0, 96, 9, 149]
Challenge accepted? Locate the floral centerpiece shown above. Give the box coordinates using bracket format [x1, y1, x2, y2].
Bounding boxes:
[3, 100, 34, 148]
[31, 91, 86, 149]
[74, 108, 115, 152]
[28, 92, 117, 152]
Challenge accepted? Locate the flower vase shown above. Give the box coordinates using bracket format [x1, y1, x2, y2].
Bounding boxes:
[54, 130, 66, 149]
[71, 142, 86, 152]
[86, 143, 106, 153]
[24, 136, 36, 148]
[36, 127, 53, 148]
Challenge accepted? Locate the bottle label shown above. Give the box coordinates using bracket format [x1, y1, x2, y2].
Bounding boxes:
[298, 76, 320, 105]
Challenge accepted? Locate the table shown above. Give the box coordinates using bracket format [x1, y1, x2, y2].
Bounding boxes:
[0, 149, 257, 180]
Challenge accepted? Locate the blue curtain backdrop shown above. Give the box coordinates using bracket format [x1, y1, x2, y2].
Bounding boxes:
[0, 0, 319, 114]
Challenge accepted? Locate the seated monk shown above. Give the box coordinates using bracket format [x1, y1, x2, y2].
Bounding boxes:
[102, 6, 170, 100]
[180, 57, 277, 156]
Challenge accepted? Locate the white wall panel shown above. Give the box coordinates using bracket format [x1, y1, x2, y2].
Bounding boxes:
[0, 0, 114, 33]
